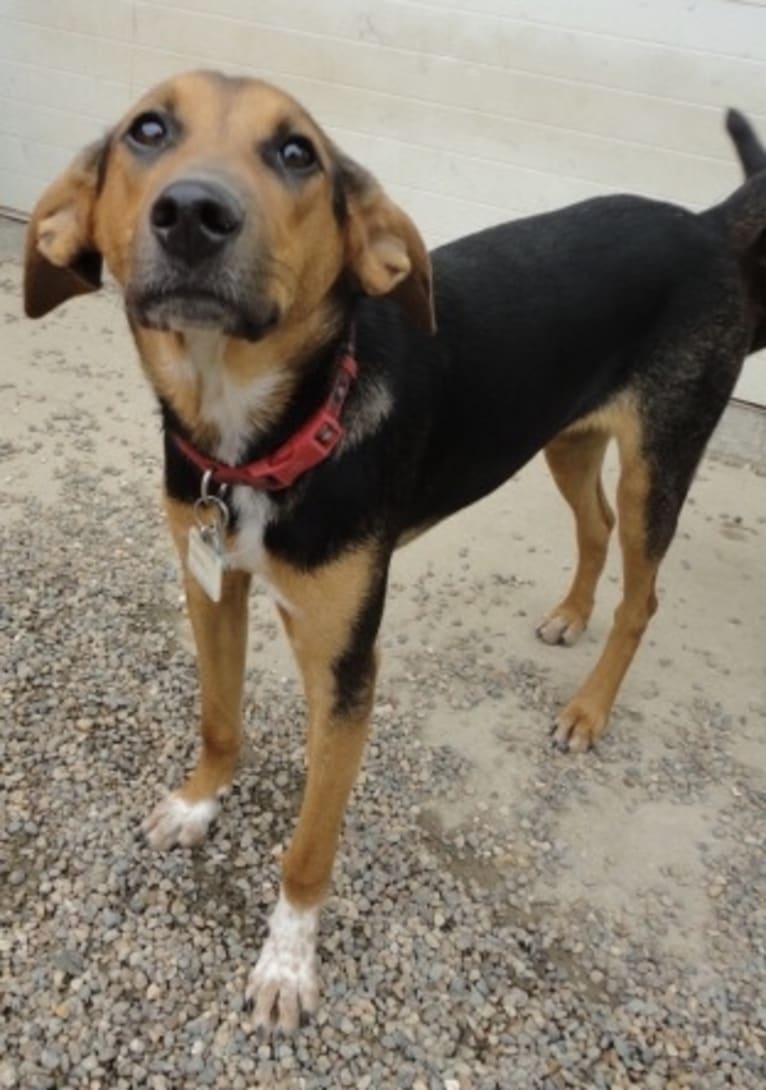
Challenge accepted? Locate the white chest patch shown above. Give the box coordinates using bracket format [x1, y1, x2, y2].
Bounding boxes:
[170, 332, 292, 607]
[181, 331, 286, 464]
[227, 487, 271, 573]
[226, 487, 294, 612]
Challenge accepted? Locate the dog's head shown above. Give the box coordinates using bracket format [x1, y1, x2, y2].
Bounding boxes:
[24, 71, 435, 342]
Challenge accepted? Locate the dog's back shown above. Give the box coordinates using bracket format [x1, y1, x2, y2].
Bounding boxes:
[384, 190, 745, 529]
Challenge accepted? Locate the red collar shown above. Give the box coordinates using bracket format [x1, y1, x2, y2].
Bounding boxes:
[172, 344, 359, 492]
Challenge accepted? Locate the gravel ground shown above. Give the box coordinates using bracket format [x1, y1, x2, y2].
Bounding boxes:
[2, 216, 765, 1089]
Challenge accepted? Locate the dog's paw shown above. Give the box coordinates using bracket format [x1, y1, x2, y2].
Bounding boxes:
[550, 697, 608, 753]
[246, 894, 320, 1032]
[142, 792, 218, 849]
[536, 606, 587, 647]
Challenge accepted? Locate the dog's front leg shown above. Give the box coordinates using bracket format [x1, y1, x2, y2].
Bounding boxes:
[247, 544, 385, 1031]
[143, 497, 251, 848]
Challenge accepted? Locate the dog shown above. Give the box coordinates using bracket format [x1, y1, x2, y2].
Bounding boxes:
[23, 72, 766, 1029]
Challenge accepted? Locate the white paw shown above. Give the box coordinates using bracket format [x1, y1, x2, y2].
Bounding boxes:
[246, 892, 320, 1032]
[142, 792, 218, 849]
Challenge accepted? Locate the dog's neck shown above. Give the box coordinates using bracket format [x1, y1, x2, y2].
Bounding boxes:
[132, 300, 348, 465]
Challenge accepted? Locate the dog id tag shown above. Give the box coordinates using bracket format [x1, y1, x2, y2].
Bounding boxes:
[187, 525, 225, 603]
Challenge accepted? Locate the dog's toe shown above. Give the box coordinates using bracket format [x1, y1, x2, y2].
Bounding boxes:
[142, 792, 218, 849]
[551, 698, 607, 753]
[246, 945, 319, 1033]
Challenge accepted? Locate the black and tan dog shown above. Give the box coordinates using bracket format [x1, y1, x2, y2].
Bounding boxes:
[23, 72, 766, 1029]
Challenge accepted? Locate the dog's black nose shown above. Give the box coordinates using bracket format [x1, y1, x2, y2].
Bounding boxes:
[150, 180, 243, 262]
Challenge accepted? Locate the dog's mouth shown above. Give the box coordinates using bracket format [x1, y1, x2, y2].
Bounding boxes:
[129, 285, 280, 342]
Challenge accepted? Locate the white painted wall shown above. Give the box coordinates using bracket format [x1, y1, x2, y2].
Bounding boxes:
[2, 0, 766, 402]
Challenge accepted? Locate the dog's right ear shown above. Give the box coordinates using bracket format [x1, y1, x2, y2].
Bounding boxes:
[333, 151, 436, 334]
[24, 135, 111, 318]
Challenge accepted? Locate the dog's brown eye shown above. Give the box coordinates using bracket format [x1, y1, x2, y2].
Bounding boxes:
[278, 136, 317, 172]
[127, 112, 168, 148]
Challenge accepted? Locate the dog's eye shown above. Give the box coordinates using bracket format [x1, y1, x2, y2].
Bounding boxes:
[127, 112, 168, 148]
[278, 136, 317, 173]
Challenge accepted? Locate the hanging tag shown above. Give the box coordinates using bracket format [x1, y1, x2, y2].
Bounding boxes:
[187, 525, 225, 602]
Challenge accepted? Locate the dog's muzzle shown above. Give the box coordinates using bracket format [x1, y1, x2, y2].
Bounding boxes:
[128, 178, 279, 340]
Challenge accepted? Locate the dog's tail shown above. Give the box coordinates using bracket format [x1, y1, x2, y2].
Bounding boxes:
[710, 112, 766, 256]
[715, 112, 766, 351]
[725, 108, 766, 179]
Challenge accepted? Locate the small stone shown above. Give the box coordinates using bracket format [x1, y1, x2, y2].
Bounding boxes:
[0, 1061, 17, 1088]
[40, 1050, 59, 1072]
[54, 951, 84, 977]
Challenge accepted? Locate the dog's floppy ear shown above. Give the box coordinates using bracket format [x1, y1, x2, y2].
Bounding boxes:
[24, 135, 110, 319]
[335, 153, 436, 334]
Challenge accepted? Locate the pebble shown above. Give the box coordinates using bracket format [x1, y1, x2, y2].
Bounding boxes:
[0, 1063, 17, 1089]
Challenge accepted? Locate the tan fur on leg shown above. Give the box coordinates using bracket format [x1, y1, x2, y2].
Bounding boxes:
[268, 545, 379, 905]
[246, 543, 382, 1028]
[538, 427, 614, 646]
[143, 497, 251, 848]
[552, 407, 658, 752]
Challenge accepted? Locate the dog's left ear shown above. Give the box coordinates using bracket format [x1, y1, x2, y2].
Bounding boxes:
[24, 135, 110, 319]
[336, 154, 436, 334]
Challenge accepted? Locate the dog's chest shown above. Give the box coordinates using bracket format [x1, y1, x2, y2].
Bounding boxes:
[227, 487, 272, 574]
[178, 334, 282, 589]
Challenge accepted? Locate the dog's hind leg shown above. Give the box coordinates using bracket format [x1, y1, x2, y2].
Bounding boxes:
[537, 427, 614, 647]
[143, 497, 251, 848]
[550, 297, 746, 754]
[551, 409, 658, 752]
